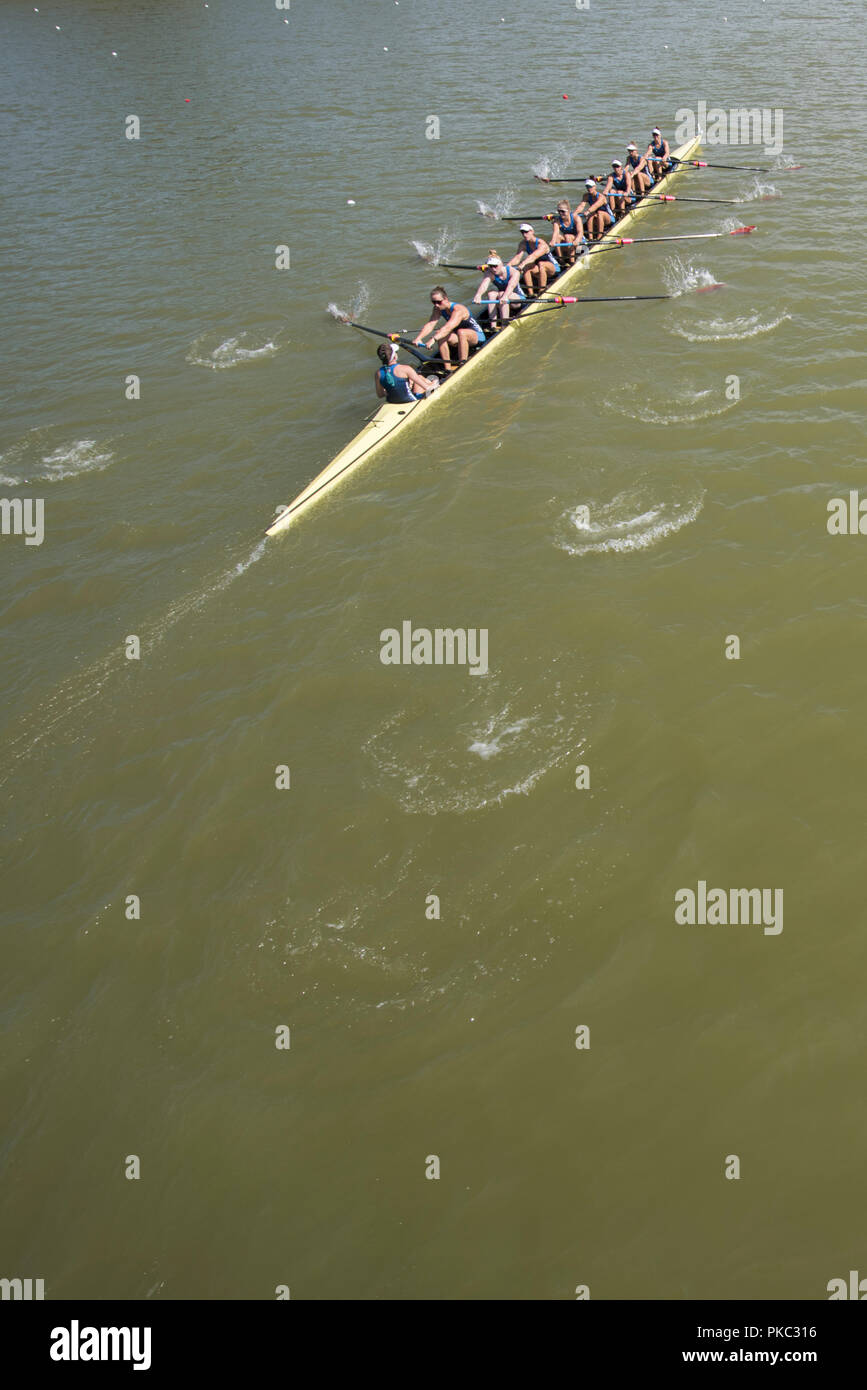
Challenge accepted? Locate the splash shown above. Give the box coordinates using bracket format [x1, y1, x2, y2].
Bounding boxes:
[0, 435, 115, 487]
[410, 228, 457, 267]
[738, 178, 779, 202]
[531, 142, 579, 183]
[661, 254, 720, 295]
[475, 188, 516, 221]
[326, 281, 371, 322]
[670, 311, 791, 343]
[186, 331, 281, 370]
[558, 489, 705, 556]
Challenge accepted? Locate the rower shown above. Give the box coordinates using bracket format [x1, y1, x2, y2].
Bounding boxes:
[601, 159, 633, 220]
[413, 286, 486, 370]
[548, 200, 586, 266]
[509, 223, 560, 294]
[625, 142, 652, 195]
[474, 252, 525, 329]
[374, 342, 439, 403]
[645, 127, 671, 180]
[575, 178, 615, 242]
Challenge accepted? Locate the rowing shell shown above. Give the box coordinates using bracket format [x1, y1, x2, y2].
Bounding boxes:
[266, 135, 701, 537]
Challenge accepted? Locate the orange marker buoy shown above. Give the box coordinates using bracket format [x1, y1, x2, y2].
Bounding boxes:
[563, 94, 568, 99]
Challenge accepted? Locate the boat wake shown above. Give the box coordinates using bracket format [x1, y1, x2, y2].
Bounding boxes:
[363, 695, 580, 816]
[0, 432, 115, 487]
[186, 331, 282, 370]
[670, 311, 791, 343]
[603, 385, 737, 426]
[558, 488, 705, 556]
[0, 540, 268, 789]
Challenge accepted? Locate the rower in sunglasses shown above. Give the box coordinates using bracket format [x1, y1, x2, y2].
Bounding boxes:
[414, 287, 486, 371]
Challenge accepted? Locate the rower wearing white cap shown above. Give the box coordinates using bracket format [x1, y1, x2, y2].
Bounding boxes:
[625, 142, 652, 195]
[509, 223, 559, 294]
[548, 199, 586, 266]
[645, 127, 670, 180]
[374, 342, 439, 402]
[473, 251, 525, 329]
[601, 159, 633, 219]
[575, 178, 615, 242]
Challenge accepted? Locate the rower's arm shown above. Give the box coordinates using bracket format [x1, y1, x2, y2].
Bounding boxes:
[374, 370, 386, 399]
[414, 318, 437, 344]
[436, 307, 464, 339]
[404, 364, 432, 392]
[473, 276, 492, 302]
[522, 240, 549, 267]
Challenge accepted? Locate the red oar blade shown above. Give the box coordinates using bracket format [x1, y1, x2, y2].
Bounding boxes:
[730, 225, 757, 234]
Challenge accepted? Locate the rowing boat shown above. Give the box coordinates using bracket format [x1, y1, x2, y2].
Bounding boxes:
[266, 134, 702, 537]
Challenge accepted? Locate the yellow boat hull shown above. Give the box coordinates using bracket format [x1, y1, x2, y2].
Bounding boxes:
[266, 135, 702, 537]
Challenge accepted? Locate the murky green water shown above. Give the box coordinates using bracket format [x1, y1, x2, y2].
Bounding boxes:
[2, 0, 865, 1299]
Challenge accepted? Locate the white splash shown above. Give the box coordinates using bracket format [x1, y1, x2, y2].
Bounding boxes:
[476, 188, 516, 221]
[410, 228, 457, 267]
[662, 254, 720, 295]
[327, 281, 371, 322]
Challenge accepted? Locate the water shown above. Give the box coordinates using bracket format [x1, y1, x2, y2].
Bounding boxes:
[1, 0, 865, 1300]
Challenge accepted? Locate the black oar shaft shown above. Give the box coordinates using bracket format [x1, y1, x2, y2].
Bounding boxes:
[346, 321, 435, 363]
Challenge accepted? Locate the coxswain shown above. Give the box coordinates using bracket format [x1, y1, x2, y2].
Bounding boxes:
[374, 342, 439, 402]
[547, 200, 586, 266]
[645, 127, 671, 180]
[625, 142, 652, 195]
[509, 223, 560, 294]
[473, 252, 525, 329]
[575, 179, 615, 242]
[414, 286, 486, 370]
[601, 159, 633, 220]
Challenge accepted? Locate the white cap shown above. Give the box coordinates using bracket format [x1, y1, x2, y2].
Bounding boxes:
[585, 178, 596, 187]
[519, 222, 533, 232]
[485, 254, 502, 266]
[612, 159, 623, 167]
[652, 127, 661, 134]
[626, 143, 637, 151]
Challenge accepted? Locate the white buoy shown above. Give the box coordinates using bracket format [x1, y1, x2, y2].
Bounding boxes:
[347, 199, 356, 206]
[112, 50, 117, 56]
[384, 46, 388, 50]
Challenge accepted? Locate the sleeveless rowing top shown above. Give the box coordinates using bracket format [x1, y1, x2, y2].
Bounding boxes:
[440, 302, 484, 338]
[610, 171, 627, 191]
[522, 236, 558, 267]
[557, 210, 578, 234]
[651, 138, 665, 157]
[626, 152, 641, 170]
[378, 365, 416, 405]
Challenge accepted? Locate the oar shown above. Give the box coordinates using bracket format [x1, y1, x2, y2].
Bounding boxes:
[492, 292, 673, 305]
[336, 316, 437, 363]
[588, 225, 757, 252]
[641, 192, 744, 205]
[430, 224, 757, 272]
[671, 158, 774, 172]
